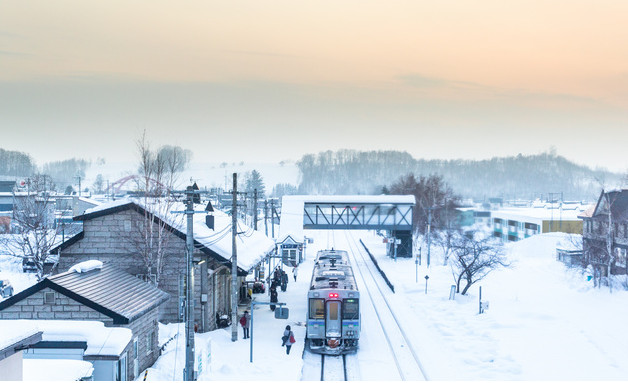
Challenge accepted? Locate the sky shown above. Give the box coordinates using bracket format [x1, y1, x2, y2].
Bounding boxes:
[1, 0, 627, 172]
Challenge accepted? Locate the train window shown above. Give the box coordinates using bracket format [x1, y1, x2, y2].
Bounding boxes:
[343, 299, 359, 320]
[309, 298, 325, 319]
[328, 302, 339, 320]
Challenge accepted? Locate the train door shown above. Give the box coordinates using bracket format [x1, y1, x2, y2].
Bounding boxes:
[325, 300, 341, 337]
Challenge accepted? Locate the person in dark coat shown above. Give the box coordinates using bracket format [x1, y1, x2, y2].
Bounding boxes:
[239, 310, 250, 339]
[280, 270, 288, 292]
[270, 286, 278, 311]
[282, 325, 296, 355]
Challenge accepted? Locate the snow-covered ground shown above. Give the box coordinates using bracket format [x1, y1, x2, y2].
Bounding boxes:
[4, 226, 628, 380]
[0, 253, 37, 300]
[145, 229, 628, 381]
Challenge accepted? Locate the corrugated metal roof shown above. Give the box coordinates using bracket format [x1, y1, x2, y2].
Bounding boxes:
[48, 263, 169, 323]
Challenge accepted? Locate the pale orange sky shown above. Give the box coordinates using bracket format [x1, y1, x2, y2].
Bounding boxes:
[0, 0, 627, 171]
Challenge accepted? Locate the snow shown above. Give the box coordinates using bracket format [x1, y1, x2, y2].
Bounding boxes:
[0, 254, 38, 301]
[23, 359, 94, 381]
[282, 195, 416, 204]
[5, 320, 132, 357]
[0, 321, 40, 351]
[144, 229, 628, 380]
[68, 260, 103, 273]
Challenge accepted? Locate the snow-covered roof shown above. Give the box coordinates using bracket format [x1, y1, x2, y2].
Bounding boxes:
[23, 359, 94, 381]
[282, 195, 416, 204]
[492, 207, 585, 222]
[76, 198, 275, 272]
[0, 320, 41, 354]
[4, 320, 131, 357]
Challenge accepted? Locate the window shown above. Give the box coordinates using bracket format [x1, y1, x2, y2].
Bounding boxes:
[44, 292, 55, 304]
[117, 352, 127, 381]
[133, 337, 139, 378]
[309, 299, 324, 319]
[146, 331, 154, 355]
[342, 299, 359, 320]
[328, 301, 339, 320]
[616, 248, 627, 268]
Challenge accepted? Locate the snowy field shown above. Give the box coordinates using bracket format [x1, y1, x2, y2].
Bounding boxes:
[145, 229, 628, 381]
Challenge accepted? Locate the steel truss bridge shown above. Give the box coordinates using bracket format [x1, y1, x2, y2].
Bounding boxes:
[280, 195, 416, 256]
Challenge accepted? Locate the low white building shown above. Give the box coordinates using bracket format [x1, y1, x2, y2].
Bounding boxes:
[492, 205, 587, 242]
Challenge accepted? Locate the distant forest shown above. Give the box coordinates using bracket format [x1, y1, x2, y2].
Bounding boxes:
[296, 149, 623, 202]
[0, 148, 90, 192]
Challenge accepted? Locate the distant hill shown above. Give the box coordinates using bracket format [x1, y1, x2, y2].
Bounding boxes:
[296, 149, 623, 202]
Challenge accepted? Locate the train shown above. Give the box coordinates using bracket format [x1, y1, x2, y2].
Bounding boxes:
[306, 249, 360, 354]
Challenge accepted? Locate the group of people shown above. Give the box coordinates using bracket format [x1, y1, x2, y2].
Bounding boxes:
[237, 265, 299, 354]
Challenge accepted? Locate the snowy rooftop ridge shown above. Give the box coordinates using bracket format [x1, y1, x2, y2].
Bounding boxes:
[76, 198, 275, 272]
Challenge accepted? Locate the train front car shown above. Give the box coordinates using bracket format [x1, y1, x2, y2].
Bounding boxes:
[307, 250, 360, 355]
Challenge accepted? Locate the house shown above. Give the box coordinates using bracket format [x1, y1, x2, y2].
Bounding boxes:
[0, 261, 169, 380]
[492, 205, 585, 242]
[0, 322, 42, 381]
[580, 189, 628, 275]
[50, 198, 275, 331]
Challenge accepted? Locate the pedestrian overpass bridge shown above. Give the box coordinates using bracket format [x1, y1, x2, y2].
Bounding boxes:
[278, 195, 415, 256]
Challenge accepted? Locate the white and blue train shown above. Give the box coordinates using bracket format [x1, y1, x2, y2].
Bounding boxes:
[306, 249, 360, 354]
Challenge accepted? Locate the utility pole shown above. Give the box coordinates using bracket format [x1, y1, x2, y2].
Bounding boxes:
[270, 199, 275, 238]
[427, 207, 433, 267]
[184, 187, 196, 381]
[75, 175, 82, 197]
[231, 173, 239, 342]
[264, 200, 268, 236]
[106, 180, 110, 201]
[253, 189, 258, 231]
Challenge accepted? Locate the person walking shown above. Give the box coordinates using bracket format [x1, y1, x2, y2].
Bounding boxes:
[292, 266, 298, 282]
[281, 325, 296, 355]
[239, 310, 250, 339]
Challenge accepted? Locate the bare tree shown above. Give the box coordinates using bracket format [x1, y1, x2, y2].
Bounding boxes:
[434, 226, 462, 266]
[449, 235, 509, 295]
[125, 132, 190, 285]
[0, 175, 60, 281]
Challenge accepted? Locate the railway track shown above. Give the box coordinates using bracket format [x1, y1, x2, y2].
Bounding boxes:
[343, 231, 429, 381]
[320, 354, 347, 381]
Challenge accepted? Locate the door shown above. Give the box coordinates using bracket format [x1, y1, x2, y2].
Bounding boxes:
[117, 352, 127, 381]
[325, 301, 341, 337]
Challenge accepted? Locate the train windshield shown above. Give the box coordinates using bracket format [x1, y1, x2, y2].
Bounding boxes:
[342, 299, 359, 320]
[309, 298, 325, 319]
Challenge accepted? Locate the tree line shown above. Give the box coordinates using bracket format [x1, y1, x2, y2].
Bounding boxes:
[296, 149, 622, 201]
[0, 147, 92, 193]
